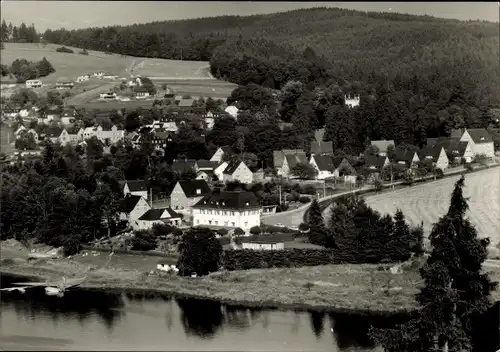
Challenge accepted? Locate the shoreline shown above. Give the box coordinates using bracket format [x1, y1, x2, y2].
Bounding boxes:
[0, 264, 418, 317]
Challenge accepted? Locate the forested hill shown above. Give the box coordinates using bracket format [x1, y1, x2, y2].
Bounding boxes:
[42, 7, 500, 106]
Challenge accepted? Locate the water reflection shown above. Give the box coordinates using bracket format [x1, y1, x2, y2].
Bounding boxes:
[309, 311, 325, 338]
[177, 298, 224, 338]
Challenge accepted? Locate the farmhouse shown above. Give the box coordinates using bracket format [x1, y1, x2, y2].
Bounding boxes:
[123, 180, 148, 199]
[136, 207, 182, 230]
[222, 160, 253, 184]
[100, 92, 117, 100]
[134, 87, 150, 99]
[82, 125, 125, 144]
[210, 146, 234, 163]
[25, 79, 42, 88]
[192, 190, 262, 232]
[273, 149, 308, 177]
[453, 128, 495, 160]
[169, 179, 211, 211]
[419, 146, 449, 170]
[370, 140, 395, 157]
[241, 239, 285, 251]
[119, 194, 151, 228]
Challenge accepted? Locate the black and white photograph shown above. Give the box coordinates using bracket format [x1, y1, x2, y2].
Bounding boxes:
[0, 1, 499, 351]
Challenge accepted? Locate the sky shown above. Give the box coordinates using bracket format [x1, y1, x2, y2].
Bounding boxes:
[1, 1, 499, 31]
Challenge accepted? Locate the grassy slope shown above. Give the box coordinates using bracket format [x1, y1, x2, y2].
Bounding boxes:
[365, 167, 500, 246]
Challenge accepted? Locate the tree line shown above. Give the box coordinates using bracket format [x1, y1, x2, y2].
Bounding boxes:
[1, 57, 55, 83]
[1, 19, 39, 43]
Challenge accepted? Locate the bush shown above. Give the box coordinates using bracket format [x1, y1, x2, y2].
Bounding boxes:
[79, 49, 89, 55]
[56, 46, 74, 53]
[298, 223, 309, 232]
[216, 228, 228, 237]
[374, 179, 383, 191]
[222, 249, 335, 271]
[233, 227, 245, 236]
[63, 238, 82, 256]
[434, 168, 444, 179]
[298, 196, 311, 203]
[131, 230, 158, 251]
[152, 223, 172, 238]
[249, 226, 261, 235]
[177, 227, 222, 276]
[465, 163, 474, 172]
[172, 228, 183, 237]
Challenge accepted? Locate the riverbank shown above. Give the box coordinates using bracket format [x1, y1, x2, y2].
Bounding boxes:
[2, 255, 500, 316]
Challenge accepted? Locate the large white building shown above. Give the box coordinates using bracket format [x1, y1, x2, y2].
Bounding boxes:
[82, 125, 125, 144]
[455, 128, 495, 160]
[192, 191, 262, 232]
[25, 80, 42, 88]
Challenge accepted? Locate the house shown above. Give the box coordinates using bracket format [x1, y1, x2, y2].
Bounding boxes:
[169, 179, 211, 211]
[152, 131, 171, 149]
[214, 161, 228, 181]
[195, 160, 219, 172]
[123, 180, 148, 199]
[225, 105, 239, 118]
[370, 140, 395, 157]
[273, 149, 308, 177]
[310, 155, 357, 181]
[81, 125, 125, 144]
[455, 128, 495, 160]
[364, 155, 390, 172]
[344, 94, 360, 108]
[393, 149, 420, 168]
[310, 141, 333, 155]
[60, 115, 77, 126]
[119, 194, 151, 228]
[418, 146, 449, 170]
[103, 74, 118, 80]
[134, 87, 150, 99]
[428, 138, 474, 164]
[136, 207, 182, 230]
[253, 169, 265, 182]
[204, 112, 215, 130]
[76, 75, 90, 82]
[56, 80, 75, 89]
[171, 159, 197, 174]
[192, 190, 262, 232]
[25, 80, 42, 88]
[222, 160, 253, 184]
[241, 239, 285, 251]
[210, 146, 234, 163]
[196, 170, 216, 183]
[100, 92, 117, 100]
[92, 72, 105, 78]
[58, 128, 80, 146]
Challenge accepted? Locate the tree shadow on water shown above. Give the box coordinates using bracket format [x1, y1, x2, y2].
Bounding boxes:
[176, 298, 224, 339]
[309, 311, 325, 338]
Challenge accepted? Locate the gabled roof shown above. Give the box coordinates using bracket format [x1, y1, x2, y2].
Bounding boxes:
[172, 160, 196, 173]
[177, 179, 211, 198]
[370, 140, 395, 153]
[393, 149, 418, 164]
[125, 180, 147, 192]
[153, 131, 170, 140]
[285, 153, 308, 169]
[119, 194, 143, 213]
[193, 191, 261, 210]
[466, 128, 493, 144]
[312, 155, 335, 171]
[273, 149, 306, 169]
[223, 160, 247, 175]
[138, 207, 181, 221]
[419, 146, 445, 161]
[431, 138, 469, 157]
[364, 155, 388, 169]
[310, 141, 333, 155]
[220, 146, 234, 154]
[196, 159, 219, 170]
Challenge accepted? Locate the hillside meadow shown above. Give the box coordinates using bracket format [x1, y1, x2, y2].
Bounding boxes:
[365, 167, 500, 246]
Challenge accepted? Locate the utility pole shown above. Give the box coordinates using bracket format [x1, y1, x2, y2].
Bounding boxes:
[150, 188, 153, 208]
[279, 185, 282, 206]
[391, 163, 394, 190]
[180, 48, 183, 61]
[323, 180, 326, 198]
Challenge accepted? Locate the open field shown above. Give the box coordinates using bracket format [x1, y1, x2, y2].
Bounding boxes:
[365, 167, 500, 246]
[1, 43, 133, 83]
[132, 58, 212, 78]
[74, 99, 155, 110]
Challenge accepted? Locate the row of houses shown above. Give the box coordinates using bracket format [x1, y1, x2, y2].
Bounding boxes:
[120, 179, 263, 233]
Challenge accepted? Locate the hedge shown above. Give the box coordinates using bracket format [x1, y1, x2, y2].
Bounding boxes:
[218, 232, 302, 246]
[222, 248, 335, 270]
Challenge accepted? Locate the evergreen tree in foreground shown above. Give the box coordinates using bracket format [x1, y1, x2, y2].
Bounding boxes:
[307, 198, 328, 246]
[369, 176, 497, 351]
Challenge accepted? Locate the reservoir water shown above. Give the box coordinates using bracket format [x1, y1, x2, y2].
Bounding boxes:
[1, 274, 498, 351]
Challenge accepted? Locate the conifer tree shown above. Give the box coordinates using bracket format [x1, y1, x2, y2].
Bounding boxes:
[369, 176, 497, 351]
[307, 198, 327, 246]
[393, 209, 412, 256]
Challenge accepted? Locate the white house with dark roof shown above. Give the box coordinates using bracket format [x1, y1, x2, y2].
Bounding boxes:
[136, 207, 182, 230]
[309, 155, 356, 181]
[418, 146, 449, 170]
[370, 140, 395, 157]
[222, 160, 253, 184]
[119, 194, 151, 228]
[169, 179, 211, 211]
[453, 128, 495, 159]
[273, 149, 308, 178]
[123, 180, 149, 199]
[192, 190, 262, 232]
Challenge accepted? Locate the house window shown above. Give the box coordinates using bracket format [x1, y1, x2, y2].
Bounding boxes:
[224, 221, 228, 226]
[231, 211, 235, 216]
[231, 222, 235, 227]
[215, 221, 218, 225]
[244, 222, 248, 227]
[209, 220, 212, 225]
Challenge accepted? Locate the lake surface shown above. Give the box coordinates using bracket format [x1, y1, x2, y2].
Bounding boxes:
[1, 274, 498, 351]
